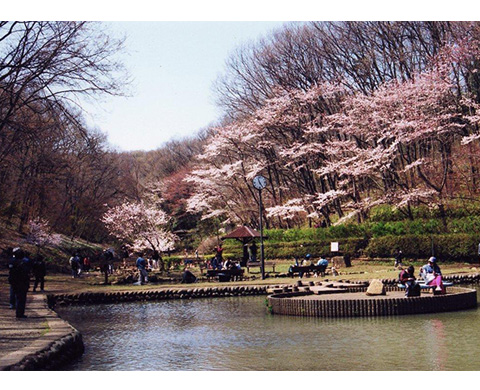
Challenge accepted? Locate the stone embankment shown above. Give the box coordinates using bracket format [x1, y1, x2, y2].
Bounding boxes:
[47, 285, 269, 307]
[266, 274, 480, 318]
[268, 286, 477, 318]
[0, 294, 84, 371]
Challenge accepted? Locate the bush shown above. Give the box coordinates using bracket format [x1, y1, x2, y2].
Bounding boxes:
[256, 238, 367, 260]
[264, 225, 368, 242]
[369, 203, 480, 222]
[364, 234, 479, 261]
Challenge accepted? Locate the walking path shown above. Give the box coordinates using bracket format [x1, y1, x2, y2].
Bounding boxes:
[0, 291, 45, 356]
[0, 276, 80, 370]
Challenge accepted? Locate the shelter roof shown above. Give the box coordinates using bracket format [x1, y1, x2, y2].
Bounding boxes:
[222, 226, 260, 239]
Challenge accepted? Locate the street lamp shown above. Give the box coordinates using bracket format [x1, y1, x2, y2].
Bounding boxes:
[253, 175, 267, 280]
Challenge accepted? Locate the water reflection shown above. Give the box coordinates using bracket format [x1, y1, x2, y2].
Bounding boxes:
[57, 288, 480, 371]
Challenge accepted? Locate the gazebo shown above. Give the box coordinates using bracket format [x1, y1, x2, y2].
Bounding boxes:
[222, 226, 261, 266]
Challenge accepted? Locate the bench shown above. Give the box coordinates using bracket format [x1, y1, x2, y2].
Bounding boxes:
[205, 268, 244, 282]
[288, 264, 327, 278]
[246, 261, 276, 273]
[397, 281, 453, 294]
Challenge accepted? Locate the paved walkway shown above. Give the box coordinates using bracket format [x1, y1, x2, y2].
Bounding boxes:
[0, 281, 45, 350]
[0, 275, 76, 370]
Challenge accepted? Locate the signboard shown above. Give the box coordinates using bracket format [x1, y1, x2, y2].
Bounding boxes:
[331, 242, 339, 252]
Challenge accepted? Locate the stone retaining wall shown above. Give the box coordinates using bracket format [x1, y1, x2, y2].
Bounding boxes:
[47, 285, 269, 307]
[0, 295, 84, 371]
[5, 330, 84, 371]
[268, 286, 477, 318]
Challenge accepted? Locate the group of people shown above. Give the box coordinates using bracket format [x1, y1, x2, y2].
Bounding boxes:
[68, 253, 93, 278]
[288, 254, 331, 278]
[399, 256, 446, 297]
[4, 247, 47, 319]
[208, 256, 242, 272]
[134, 250, 201, 285]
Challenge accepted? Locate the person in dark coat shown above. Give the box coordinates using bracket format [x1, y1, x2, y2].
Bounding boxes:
[32, 254, 47, 292]
[399, 265, 420, 297]
[8, 249, 31, 318]
[394, 248, 404, 268]
[249, 242, 258, 262]
[3, 247, 16, 309]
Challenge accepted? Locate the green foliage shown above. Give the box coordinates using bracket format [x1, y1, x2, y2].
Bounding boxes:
[222, 238, 366, 260]
[365, 234, 479, 261]
[367, 219, 441, 236]
[369, 205, 408, 222]
[265, 225, 368, 242]
[219, 204, 480, 262]
[369, 203, 480, 222]
[163, 256, 182, 270]
[202, 252, 237, 261]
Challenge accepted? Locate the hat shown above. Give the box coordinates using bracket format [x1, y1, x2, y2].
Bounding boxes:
[428, 256, 436, 263]
[305, 254, 311, 259]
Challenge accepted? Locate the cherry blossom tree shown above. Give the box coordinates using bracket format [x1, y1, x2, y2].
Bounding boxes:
[188, 36, 480, 229]
[312, 45, 480, 224]
[186, 83, 346, 228]
[102, 200, 177, 271]
[26, 217, 62, 253]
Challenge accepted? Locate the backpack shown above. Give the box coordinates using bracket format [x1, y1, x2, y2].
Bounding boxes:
[407, 283, 421, 297]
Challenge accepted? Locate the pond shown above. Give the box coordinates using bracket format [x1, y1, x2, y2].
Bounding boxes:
[57, 286, 480, 371]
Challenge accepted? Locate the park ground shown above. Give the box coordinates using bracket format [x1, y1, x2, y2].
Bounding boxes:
[2, 257, 480, 295]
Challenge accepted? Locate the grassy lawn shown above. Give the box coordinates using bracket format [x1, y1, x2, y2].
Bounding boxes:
[20, 258, 479, 295]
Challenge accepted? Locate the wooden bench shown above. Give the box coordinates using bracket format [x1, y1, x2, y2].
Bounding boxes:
[288, 264, 327, 278]
[246, 261, 276, 273]
[205, 268, 244, 282]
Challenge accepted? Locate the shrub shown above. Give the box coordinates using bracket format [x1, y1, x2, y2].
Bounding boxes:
[364, 234, 479, 261]
[264, 225, 368, 242]
[261, 238, 367, 260]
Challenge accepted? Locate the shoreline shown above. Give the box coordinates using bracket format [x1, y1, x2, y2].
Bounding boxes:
[1, 272, 480, 370]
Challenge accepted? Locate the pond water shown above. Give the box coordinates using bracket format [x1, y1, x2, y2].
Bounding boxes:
[57, 287, 480, 371]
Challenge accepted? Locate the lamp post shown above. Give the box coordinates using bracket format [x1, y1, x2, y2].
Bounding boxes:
[253, 175, 267, 280]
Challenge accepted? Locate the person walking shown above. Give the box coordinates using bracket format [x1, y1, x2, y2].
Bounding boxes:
[8, 249, 31, 318]
[69, 253, 80, 278]
[394, 248, 404, 268]
[32, 254, 47, 292]
[215, 244, 223, 261]
[135, 253, 148, 285]
[152, 249, 160, 270]
[83, 256, 91, 272]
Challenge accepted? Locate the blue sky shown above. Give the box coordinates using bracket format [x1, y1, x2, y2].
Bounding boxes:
[81, 21, 286, 151]
[6, 0, 466, 151]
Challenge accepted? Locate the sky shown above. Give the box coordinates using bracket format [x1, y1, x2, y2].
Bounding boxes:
[6, 0, 471, 153]
[81, 21, 286, 151]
